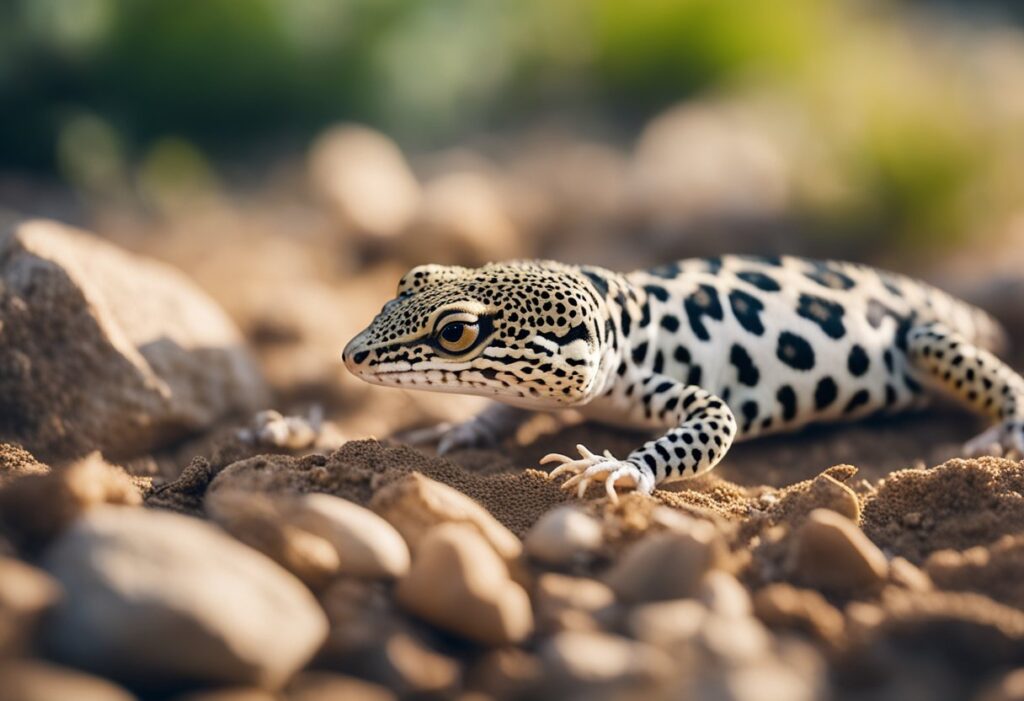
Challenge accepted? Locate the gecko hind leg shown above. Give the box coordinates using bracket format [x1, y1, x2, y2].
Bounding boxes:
[907, 322, 1024, 457]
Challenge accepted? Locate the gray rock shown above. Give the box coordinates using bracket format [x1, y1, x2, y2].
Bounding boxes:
[604, 522, 725, 603]
[42, 506, 327, 689]
[0, 219, 268, 461]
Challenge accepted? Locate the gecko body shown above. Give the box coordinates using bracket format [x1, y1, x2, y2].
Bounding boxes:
[344, 257, 1024, 500]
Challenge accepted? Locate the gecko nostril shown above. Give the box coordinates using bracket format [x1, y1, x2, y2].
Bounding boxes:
[353, 350, 370, 364]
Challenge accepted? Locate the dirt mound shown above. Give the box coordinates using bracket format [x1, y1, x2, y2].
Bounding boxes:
[208, 439, 570, 537]
[861, 457, 1024, 562]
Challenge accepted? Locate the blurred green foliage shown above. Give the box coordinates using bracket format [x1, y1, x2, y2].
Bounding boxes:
[1, 0, 1023, 251]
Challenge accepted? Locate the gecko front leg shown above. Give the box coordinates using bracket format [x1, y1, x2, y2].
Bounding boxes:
[402, 403, 533, 455]
[542, 382, 737, 502]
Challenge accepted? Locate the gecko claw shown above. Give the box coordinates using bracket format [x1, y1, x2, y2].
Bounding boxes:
[541, 444, 655, 502]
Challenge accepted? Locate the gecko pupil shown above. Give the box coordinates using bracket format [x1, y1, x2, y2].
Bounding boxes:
[441, 322, 464, 342]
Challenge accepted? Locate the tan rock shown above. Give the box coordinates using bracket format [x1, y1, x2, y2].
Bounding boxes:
[287, 493, 410, 579]
[787, 508, 888, 593]
[308, 124, 420, 239]
[524, 505, 603, 567]
[0, 219, 268, 461]
[628, 599, 708, 647]
[395, 523, 532, 646]
[753, 583, 845, 644]
[286, 671, 397, 701]
[0, 557, 62, 655]
[698, 570, 752, 618]
[699, 613, 773, 663]
[173, 690, 277, 701]
[0, 659, 137, 701]
[0, 452, 141, 550]
[404, 172, 520, 266]
[604, 523, 725, 603]
[371, 472, 521, 561]
[889, 555, 933, 593]
[468, 649, 543, 701]
[540, 630, 673, 688]
[534, 573, 615, 633]
[205, 488, 340, 589]
[42, 506, 327, 688]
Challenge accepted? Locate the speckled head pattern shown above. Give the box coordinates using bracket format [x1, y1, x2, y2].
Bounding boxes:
[343, 261, 611, 408]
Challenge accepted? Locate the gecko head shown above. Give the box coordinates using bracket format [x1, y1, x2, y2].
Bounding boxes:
[343, 261, 611, 408]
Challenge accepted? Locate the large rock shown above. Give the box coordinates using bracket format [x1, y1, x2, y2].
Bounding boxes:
[0, 219, 268, 461]
[41, 506, 327, 689]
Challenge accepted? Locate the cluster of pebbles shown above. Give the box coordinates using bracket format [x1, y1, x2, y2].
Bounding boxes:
[2, 219, 1024, 700]
[3, 434, 1024, 701]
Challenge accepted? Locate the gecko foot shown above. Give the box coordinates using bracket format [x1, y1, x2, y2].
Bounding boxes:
[963, 420, 1024, 458]
[540, 444, 656, 503]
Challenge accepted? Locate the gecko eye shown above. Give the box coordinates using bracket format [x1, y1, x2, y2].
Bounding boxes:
[437, 321, 479, 353]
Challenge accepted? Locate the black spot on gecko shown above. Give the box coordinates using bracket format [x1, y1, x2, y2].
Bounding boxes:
[730, 344, 760, 386]
[632, 342, 648, 365]
[805, 261, 856, 290]
[847, 345, 870, 377]
[797, 293, 846, 339]
[736, 270, 781, 292]
[728, 289, 765, 336]
[844, 389, 871, 414]
[777, 331, 815, 371]
[684, 284, 724, 341]
[660, 315, 680, 332]
[776, 385, 797, 421]
[648, 262, 682, 279]
[644, 284, 669, 302]
[814, 377, 837, 410]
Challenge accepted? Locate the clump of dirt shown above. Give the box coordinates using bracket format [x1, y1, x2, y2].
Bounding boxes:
[209, 439, 570, 537]
[861, 457, 1024, 563]
[0, 443, 48, 486]
[925, 535, 1024, 610]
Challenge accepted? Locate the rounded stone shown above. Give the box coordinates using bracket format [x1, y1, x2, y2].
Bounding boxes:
[524, 505, 603, 566]
[42, 506, 327, 689]
[395, 523, 532, 646]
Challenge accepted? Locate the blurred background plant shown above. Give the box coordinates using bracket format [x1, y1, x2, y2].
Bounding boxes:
[4, 0, 1024, 257]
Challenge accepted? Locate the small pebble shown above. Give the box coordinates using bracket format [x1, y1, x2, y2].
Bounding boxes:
[524, 505, 603, 566]
[787, 509, 888, 593]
